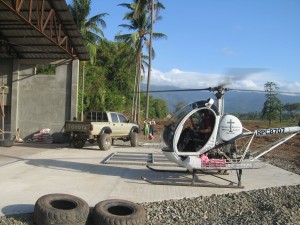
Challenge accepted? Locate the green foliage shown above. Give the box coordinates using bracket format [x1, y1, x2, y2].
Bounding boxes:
[174, 102, 186, 113]
[116, 0, 167, 122]
[283, 103, 300, 121]
[84, 65, 106, 111]
[81, 41, 135, 113]
[152, 98, 168, 118]
[81, 39, 170, 117]
[105, 92, 127, 112]
[70, 0, 168, 119]
[261, 82, 283, 124]
[96, 40, 135, 93]
[35, 64, 56, 75]
[284, 103, 300, 112]
[68, 0, 108, 64]
[138, 94, 168, 119]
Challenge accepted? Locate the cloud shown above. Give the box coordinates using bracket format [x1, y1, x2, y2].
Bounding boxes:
[147, 68, 222, 88]
[143, 68, 297, 94]
[276, 81, 300, 94]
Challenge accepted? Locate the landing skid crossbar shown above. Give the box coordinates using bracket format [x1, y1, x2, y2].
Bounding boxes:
[142, 166, 244, 188]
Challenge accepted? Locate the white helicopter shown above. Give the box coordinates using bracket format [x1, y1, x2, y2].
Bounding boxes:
[142, 86, 300, 188]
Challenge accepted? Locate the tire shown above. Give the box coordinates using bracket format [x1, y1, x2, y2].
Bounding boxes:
[73, 139, 86, 148]
[34, 193, 89, 225]
[92, 199, 145, 225]
[130, 132, 138, 147]
[99, 133, 112, 150]
[72, 133, 86, 148]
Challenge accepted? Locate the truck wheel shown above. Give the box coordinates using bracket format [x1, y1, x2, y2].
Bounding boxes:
[34, 193, 89, 225]
[99, 133, 112, 150]
[73, 138, 86, 148]
[92, 199, 145, 225]
[130, 132, 138, 147]
[72, 133, 86, 148]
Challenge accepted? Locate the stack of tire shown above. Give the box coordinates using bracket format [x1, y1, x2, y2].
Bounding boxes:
[34, 193, 146, 225]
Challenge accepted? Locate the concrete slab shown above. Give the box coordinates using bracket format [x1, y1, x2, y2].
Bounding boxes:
[0, 142, 300, 216]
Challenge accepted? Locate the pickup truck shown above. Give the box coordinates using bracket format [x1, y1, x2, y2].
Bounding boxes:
[64, 111, 139, 150]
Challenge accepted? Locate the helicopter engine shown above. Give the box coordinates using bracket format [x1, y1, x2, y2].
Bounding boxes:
[205, 115, 243, 159]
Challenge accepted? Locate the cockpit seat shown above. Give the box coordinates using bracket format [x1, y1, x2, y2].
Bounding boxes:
[177, 127, 206, 152]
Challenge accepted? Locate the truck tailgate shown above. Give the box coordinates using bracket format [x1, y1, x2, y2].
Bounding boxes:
[64, 121, 91, 133]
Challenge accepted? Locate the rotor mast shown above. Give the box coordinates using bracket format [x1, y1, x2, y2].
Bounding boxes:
[210, 86, 228, 115]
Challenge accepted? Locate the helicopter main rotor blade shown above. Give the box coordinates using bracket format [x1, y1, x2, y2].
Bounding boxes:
[218, 67, 268, 87]
[229, 88, 300, 95]
[137, 87, 211, 93]
[135, 84, 300, 95]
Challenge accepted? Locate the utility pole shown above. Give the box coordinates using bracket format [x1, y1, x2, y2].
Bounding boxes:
[81, 62, 85, 121]
[145, 0, 154, 119]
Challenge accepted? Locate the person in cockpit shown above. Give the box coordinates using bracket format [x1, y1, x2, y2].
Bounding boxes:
[177, 110, 213, 152]
[196, 110, 213, 141]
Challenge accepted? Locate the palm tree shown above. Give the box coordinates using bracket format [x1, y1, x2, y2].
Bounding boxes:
[68, 0, 108, 119]
[133, 0, 165, 119]
[116, 0, 166, 123]
[69, 0, 108, 64]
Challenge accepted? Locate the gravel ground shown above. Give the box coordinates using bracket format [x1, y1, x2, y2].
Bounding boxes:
[0, 159, 299, 225]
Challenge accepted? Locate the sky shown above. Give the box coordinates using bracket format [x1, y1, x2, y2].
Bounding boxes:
[67, 0, 300, 94]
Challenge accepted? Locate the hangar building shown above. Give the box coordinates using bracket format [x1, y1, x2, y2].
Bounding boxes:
[0, 0, 89, 140]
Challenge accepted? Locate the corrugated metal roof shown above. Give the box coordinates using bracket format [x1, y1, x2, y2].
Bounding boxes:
[0, 0, 89, 61]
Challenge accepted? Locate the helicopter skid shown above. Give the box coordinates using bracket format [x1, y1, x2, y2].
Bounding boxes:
[146, 165, 229, 175]
[141, 174, 243, 188]
[146, 165, 188, 173]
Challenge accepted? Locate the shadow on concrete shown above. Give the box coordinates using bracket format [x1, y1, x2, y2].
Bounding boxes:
[0, 153, 150, 182]
[17, 154, 218, 186]
[13, 142, 69, 149]
[1, 204, 34, 216]
[12, 139, 159, 151]
[26, 158, 149, 181]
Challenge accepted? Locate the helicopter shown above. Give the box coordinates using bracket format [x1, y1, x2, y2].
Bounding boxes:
[141, 86, 300, 188]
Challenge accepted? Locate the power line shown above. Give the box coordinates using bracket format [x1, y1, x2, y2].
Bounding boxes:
[137, 87, 300, 95]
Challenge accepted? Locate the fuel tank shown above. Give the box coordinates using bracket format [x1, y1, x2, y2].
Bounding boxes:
[219, 115, 243, 142]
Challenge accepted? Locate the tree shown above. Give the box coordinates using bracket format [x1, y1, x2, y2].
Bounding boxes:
[69, 0, 108, 64]
[261, 82, 283, 125]
[68, 0, 108, 119]
[144, 0, 165, 119]
[284, 103, 300, 121]
[116, 0, 166, 123]
[84, 40, 136, 113]
[152, 98, 168, 118]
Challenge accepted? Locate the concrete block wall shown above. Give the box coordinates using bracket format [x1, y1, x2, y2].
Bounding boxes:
[1, 59, 79, 140]
[0, 59, 13, 139]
